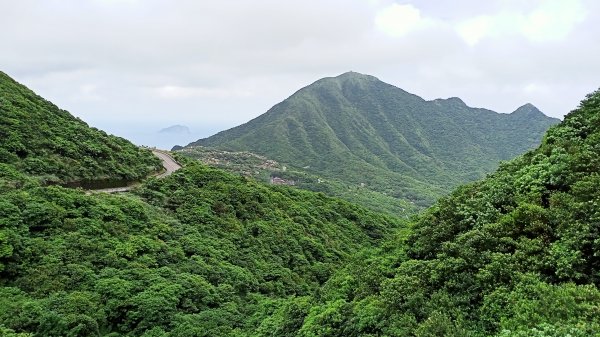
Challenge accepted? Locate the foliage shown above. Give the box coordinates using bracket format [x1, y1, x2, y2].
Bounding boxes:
[0, 162, 401, 336]
[184, 72, 558, 207]
[260, 89, 600, 336]
[1, 69, 596, 336]
[0, 72, 161, 184]
[178, 146, 419, 216]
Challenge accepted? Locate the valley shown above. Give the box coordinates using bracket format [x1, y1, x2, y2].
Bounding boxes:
[1, 70, 599, 336]
[177, 145, 420, 215]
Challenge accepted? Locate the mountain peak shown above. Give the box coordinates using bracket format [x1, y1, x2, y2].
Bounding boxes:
[336, 71, 374, 78]
[432, 97, 468, 109]
[185, 73, 559, 209]
[511, 103, 543, 116]
[444, 97, 467, 107]
[301, 71, 383, 95]
[327, 71, 380, 84]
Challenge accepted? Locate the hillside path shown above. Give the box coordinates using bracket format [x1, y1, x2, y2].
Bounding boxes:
[89, 149, 181, 194]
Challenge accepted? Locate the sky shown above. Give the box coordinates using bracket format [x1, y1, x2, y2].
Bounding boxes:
[1, 0, 599, 149]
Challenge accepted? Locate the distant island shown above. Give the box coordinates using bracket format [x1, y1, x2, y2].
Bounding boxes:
[159, 124, 190, 134]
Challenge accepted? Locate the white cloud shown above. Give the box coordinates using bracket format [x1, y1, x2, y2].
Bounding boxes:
[375, 4, 429, 37]
[77, 84, 103, 101]
[456, 0, 587, 45]
[523, 83, 550, 94]
[522, 0, 586, 41]
[1, 0, 599, 148]
[456, 15, 494, 46]
[93, 0, 139, 4]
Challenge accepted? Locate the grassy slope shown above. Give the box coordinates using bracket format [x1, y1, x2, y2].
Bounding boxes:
[188, 72, 559, 207]
[0, 72, 161, 184]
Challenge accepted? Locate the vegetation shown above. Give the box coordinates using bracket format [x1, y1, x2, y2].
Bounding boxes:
[257, 89, 600, 336]
[0, 76, 401, 335]
[0, 162, 401, 336]
[1, 69, 598, 336]
[0, 72, 161, 184]
[183, 72, 559, 208]
[178, 146, 419, 216]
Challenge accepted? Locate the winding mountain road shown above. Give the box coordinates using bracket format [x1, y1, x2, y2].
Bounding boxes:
[89, 149, 181, 194]
[152, 150, 182, 178]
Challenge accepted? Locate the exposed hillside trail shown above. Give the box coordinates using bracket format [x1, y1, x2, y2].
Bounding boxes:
[87, 149, 181, 194]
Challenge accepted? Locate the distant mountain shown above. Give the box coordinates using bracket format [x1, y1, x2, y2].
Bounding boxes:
[0, 71, 161, 184]
[159, 124, 190, 134]
[181, 72, 560, 207]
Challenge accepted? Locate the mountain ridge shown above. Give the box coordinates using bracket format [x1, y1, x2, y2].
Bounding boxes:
[180, 72, 559, 207]
[1, 67, 597, 336]
[270, 88, 600, 336]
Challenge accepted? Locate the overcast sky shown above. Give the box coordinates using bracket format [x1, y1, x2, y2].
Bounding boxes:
[2, 0, 599, 148]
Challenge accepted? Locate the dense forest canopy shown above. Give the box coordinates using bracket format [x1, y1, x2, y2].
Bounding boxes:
[257, 89, 600, 336]
[177, 146, 420, 216]
[0, 72, 402, 336]
[0, 163, 401, 336]
[0, 72, 161, 184]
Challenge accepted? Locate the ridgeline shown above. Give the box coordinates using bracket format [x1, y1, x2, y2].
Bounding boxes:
[182, 72, 559, 211]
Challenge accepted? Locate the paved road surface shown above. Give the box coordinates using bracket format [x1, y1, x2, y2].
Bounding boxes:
[88, 149, 181, 194]
[152, 150, 182, 178]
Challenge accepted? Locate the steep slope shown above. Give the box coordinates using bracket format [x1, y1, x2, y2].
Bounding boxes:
[0, 71, 402, 336]
[0, 165, 401, 336]
[0, 71, 161, 184]
[259, 89, 600, 336]
[184, 72, 559, 207]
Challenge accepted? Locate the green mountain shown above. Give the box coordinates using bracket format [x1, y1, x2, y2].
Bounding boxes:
[0, 72, 161, 185]
[2, 69, 596, 336]
[0, 71, 402, 336]
[182, 72, 559, 208]
[260, 89, 600, 336]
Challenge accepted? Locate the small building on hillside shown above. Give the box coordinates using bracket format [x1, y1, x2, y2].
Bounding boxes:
[270, 176, 295, 186]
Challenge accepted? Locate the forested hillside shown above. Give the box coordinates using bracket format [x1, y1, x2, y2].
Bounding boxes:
[0, 164, 401, 336]
[183, 72, 559, 208]
[178, 146, 419, 216]
[0, 71, 402, 336]
[258, 90, 600, 336]
[0, 72, 161, 184]
[1, 69, 596, 336]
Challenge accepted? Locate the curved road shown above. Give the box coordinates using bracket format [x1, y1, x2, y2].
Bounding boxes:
[152, 150, 182, 178]
[90, 149, 181, 194]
